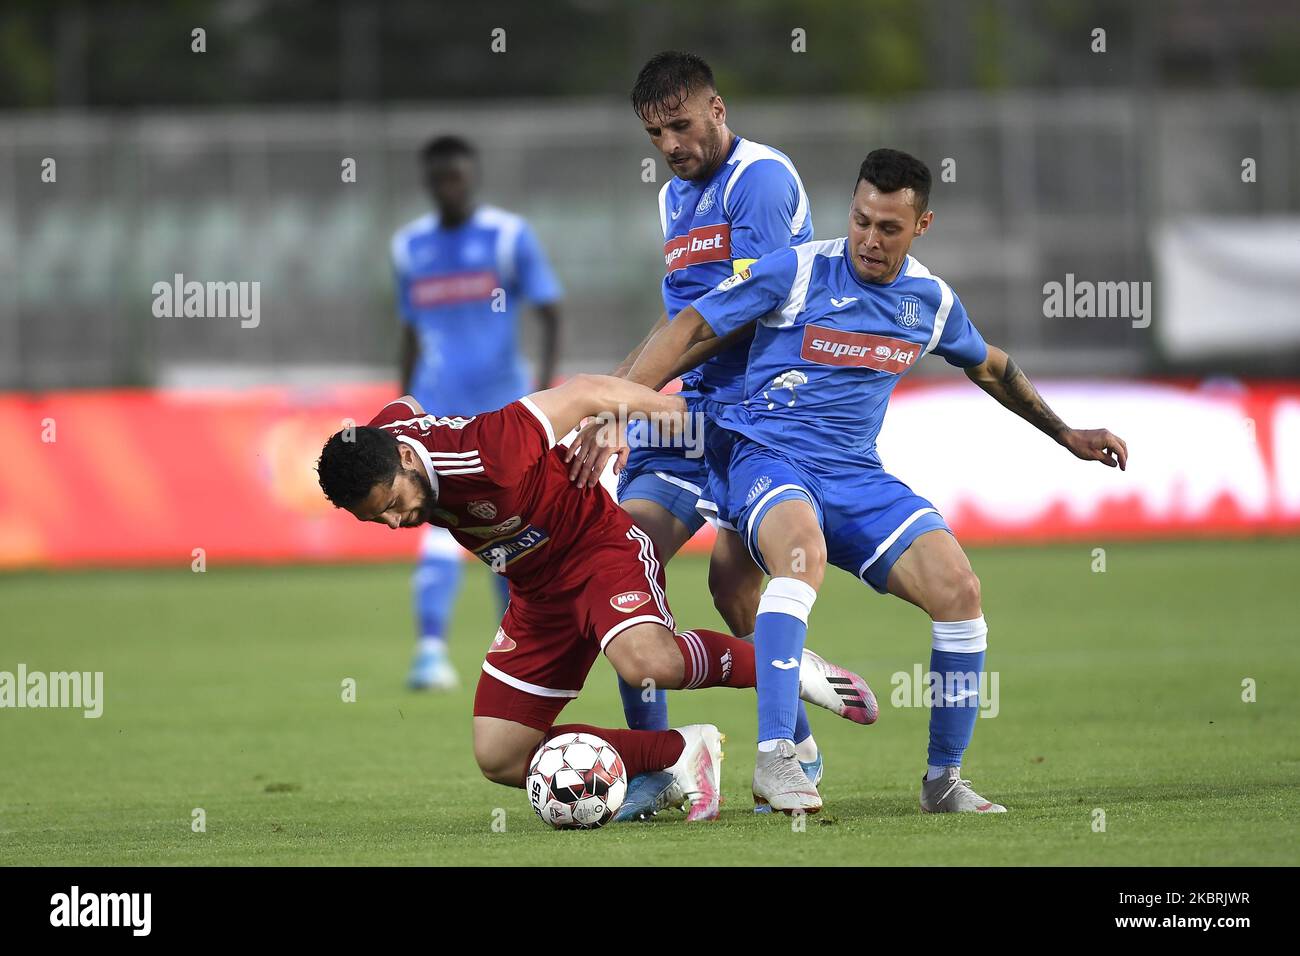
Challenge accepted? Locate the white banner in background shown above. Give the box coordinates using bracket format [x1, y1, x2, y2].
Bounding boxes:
[1154, 218, 1300, 360]
[873, 381, 1299, 540]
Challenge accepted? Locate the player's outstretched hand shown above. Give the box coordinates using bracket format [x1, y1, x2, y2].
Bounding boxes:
[1062, 428, 1128, 470]
[565, 418, 629, 488]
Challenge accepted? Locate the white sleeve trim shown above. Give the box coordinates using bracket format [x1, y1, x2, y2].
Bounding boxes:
[393, 397, 421, 415]
[657, 182, 672, 237]
[518, 395, 557, 448]
[772, 238, 842, 327]
[923, 276, 955, 356]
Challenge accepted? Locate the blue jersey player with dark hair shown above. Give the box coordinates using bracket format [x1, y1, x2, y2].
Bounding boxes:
[624, 148, 1128, 814]
[392, 134, 564, 689]
[565, 52, 827, 819]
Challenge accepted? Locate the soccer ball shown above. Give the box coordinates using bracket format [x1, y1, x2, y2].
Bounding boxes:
[526, 732, 627, 830]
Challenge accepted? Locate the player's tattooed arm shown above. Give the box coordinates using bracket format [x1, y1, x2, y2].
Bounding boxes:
[967, 345, 1128, 470]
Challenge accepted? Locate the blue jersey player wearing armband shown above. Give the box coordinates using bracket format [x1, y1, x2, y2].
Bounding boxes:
[392, 135, 564, 690]
[624, 149, 1129, 814]
[563, 52, 828, 820]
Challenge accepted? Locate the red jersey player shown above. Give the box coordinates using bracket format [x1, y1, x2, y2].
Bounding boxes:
[316, 372, 876, 819]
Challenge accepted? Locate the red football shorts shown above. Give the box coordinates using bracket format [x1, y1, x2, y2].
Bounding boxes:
[472, 523, 673, 731]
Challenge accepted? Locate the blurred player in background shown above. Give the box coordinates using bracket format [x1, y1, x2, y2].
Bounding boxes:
[565, 51, 826, 817]
[391, 134, 564, 689]
[625, 149, 1128, 813]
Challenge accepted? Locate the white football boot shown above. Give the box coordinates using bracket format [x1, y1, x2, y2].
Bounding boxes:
[752, 739, 822, 814]
[798, 648, 878, 724]
[920, 767, 1007, 813]
[665, 724, 725, 822]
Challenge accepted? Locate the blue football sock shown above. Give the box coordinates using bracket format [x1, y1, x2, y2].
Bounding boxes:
[793, 702, 813, 745]
[926, 616, 988, 767]
[618, 674, 668, 731]
[755, 577, 817, 744]
[413, 554, 464, 644]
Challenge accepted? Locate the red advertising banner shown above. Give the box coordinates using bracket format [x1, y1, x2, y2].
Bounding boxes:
[0, 380, 1297, 569]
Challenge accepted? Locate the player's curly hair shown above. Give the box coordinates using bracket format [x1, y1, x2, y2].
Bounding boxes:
[856, 148, 932, 215]
[630, 51, 716, 121]
[316, 426, 402, 510]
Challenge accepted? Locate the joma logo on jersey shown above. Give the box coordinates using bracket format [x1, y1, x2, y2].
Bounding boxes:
[801, 326, 920, 374]
[664, 223, 732, 273]
[609, 590, 652, 613]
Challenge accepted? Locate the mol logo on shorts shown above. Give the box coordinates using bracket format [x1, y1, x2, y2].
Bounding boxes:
[801, 326, 920, 375]
[488, 628, 517, 653]
[610, 590, 652, 613]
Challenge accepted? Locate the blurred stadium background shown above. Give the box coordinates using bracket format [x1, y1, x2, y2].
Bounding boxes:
[1, 0, 1298, 562]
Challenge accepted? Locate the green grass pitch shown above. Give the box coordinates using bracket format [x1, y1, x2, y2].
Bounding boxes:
[1, 538, 1297, 866]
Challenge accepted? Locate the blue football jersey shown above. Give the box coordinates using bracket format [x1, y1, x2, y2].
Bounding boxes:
[392, 205, 562, 415]
[657, 136, 812, 404]
[692, 237, 988, 473]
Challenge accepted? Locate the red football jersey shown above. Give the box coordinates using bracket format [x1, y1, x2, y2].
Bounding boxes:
[367, 396, 640, 598]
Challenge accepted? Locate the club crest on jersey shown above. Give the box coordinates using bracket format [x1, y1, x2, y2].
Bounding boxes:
[894, 295, 923, 329]
[488, 628, 516, 653]
[467, 499, 497, 520]
[610, 590, 652, 613]
[746, 474, 772, 504]
[695, 183, 718, 216]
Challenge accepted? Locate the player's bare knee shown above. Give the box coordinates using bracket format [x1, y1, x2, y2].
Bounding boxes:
[765, 534, 825, 586]
[786, 538, 827, 589]
[613, 644, 676, 689]
[946, 568, 982, 619]
[475, 749, 525, 788]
